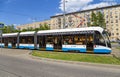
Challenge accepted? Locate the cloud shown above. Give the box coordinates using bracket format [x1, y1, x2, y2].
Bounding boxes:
[82, 2, 117, 10]
[59, 0, 117, 13]
[59, 0, 93, 13]
[55, 13, 63, 15]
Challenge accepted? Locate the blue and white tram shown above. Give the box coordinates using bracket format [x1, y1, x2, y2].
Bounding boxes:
[0, 27, 111, 54]
[2, 33, 18, 48]
[37, 27, 111, 53]
[18, 31, 36, 49]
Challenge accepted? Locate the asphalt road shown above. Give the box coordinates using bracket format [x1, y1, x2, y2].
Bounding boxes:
[0, 49, 120, 77]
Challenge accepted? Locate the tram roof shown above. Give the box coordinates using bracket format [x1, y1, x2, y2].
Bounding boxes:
[20, 31, 35, 36]
[37, 27, 103, 35]
[2, 33, 18, 37]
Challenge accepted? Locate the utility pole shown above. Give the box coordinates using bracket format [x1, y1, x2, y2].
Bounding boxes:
[63, 0, 66, 29]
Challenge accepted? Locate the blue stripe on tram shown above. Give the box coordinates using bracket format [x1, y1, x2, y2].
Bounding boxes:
[94, 49, 111, 54]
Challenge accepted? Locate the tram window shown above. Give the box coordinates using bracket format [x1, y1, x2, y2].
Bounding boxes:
[21, 37, 25, 43]
[46, 36, 54, 44]
[20, 37, 26, 43]
[27, 36, 34, 44]
[86, 34, 93, 45]
[54, 37, 58, 44]
[74, 34, 86, 45]
[20, 36, 34, 44]
[63, 35, 74, 44]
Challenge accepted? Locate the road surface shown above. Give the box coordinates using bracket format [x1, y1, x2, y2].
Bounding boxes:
[0, 48, 120, 77]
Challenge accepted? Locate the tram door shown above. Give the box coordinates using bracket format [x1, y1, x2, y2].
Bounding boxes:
[86, 34, 94, 51]
[4, 38, 8, 47]
[12, 37, 17, 48]
[8, 37, 16, 48]
[54, 36, 62, 50]
[38, 36, 46, 49]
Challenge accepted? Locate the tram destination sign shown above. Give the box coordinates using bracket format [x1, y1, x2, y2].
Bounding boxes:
[0, 23, 4, 36]
[0, 23, 4, 28]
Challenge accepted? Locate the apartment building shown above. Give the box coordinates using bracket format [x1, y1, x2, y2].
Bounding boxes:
[16, 20, 51, 30]
[17, 5, 120, 40]
[50, 5, 120, 41]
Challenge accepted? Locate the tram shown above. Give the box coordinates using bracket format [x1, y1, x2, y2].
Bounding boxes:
[0, 27, 111, 54]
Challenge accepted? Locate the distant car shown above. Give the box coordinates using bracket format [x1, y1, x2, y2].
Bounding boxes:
[118, 41, 120, 44]
[117, 40, 120, 44]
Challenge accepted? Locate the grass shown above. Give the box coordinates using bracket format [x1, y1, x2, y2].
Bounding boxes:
[31, 51, 120, 65]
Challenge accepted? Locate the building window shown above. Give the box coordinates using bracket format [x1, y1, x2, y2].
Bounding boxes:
[116, 28, 118, 31]
[119, 13, 120, 20]
[106, 21, 108, 23]
[116, 20, 118, 23]
[57, 17, 61, 26]
[106, 15, 108, 18]
[111, 20, 113, 23]
[115, 11, 118, 14]
[116, 33, 119, 35]
[112, 33, 114, 35]
[68, 16, 72, 22]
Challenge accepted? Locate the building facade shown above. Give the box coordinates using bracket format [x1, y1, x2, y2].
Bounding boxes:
[16, 20, 51, 30]
[50, 5, 120, 41]
[16, 5, 120, 41]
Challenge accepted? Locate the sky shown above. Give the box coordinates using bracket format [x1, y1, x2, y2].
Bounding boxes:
[0, 0, 119, 26]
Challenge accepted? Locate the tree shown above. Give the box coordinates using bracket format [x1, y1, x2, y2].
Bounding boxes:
[34, 28, 39, 31]
[39, 23, 50, 30]
[22, 29, 28, 32]
[19, 23, 50, 32]
[97, 12, 106, 28]
[2, 24, 17, 33]
[1, 23, 50, 33]
[89, 11, 106, 28]
[43, 23, 50, 30]
[91, 11, 98, 26]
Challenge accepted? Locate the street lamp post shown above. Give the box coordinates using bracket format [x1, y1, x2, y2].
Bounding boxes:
[63, 0, 66, 29]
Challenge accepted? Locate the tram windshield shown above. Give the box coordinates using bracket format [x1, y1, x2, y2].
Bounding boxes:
[102, 31, 111, 48]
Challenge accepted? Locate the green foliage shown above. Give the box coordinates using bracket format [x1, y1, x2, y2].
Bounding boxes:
[91, 11, 98, 26]
[22, 29, 28, 32]
[87, 22, 91, 27]
[90, 11, 106, 28]
[97, 12, 106, 28]
[34, 28, 40, 31]
[20, 23, 50, 32]
[2, 24, 17, 33]
[1, 23, 50, 33]
[39, 23, 50, 30]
